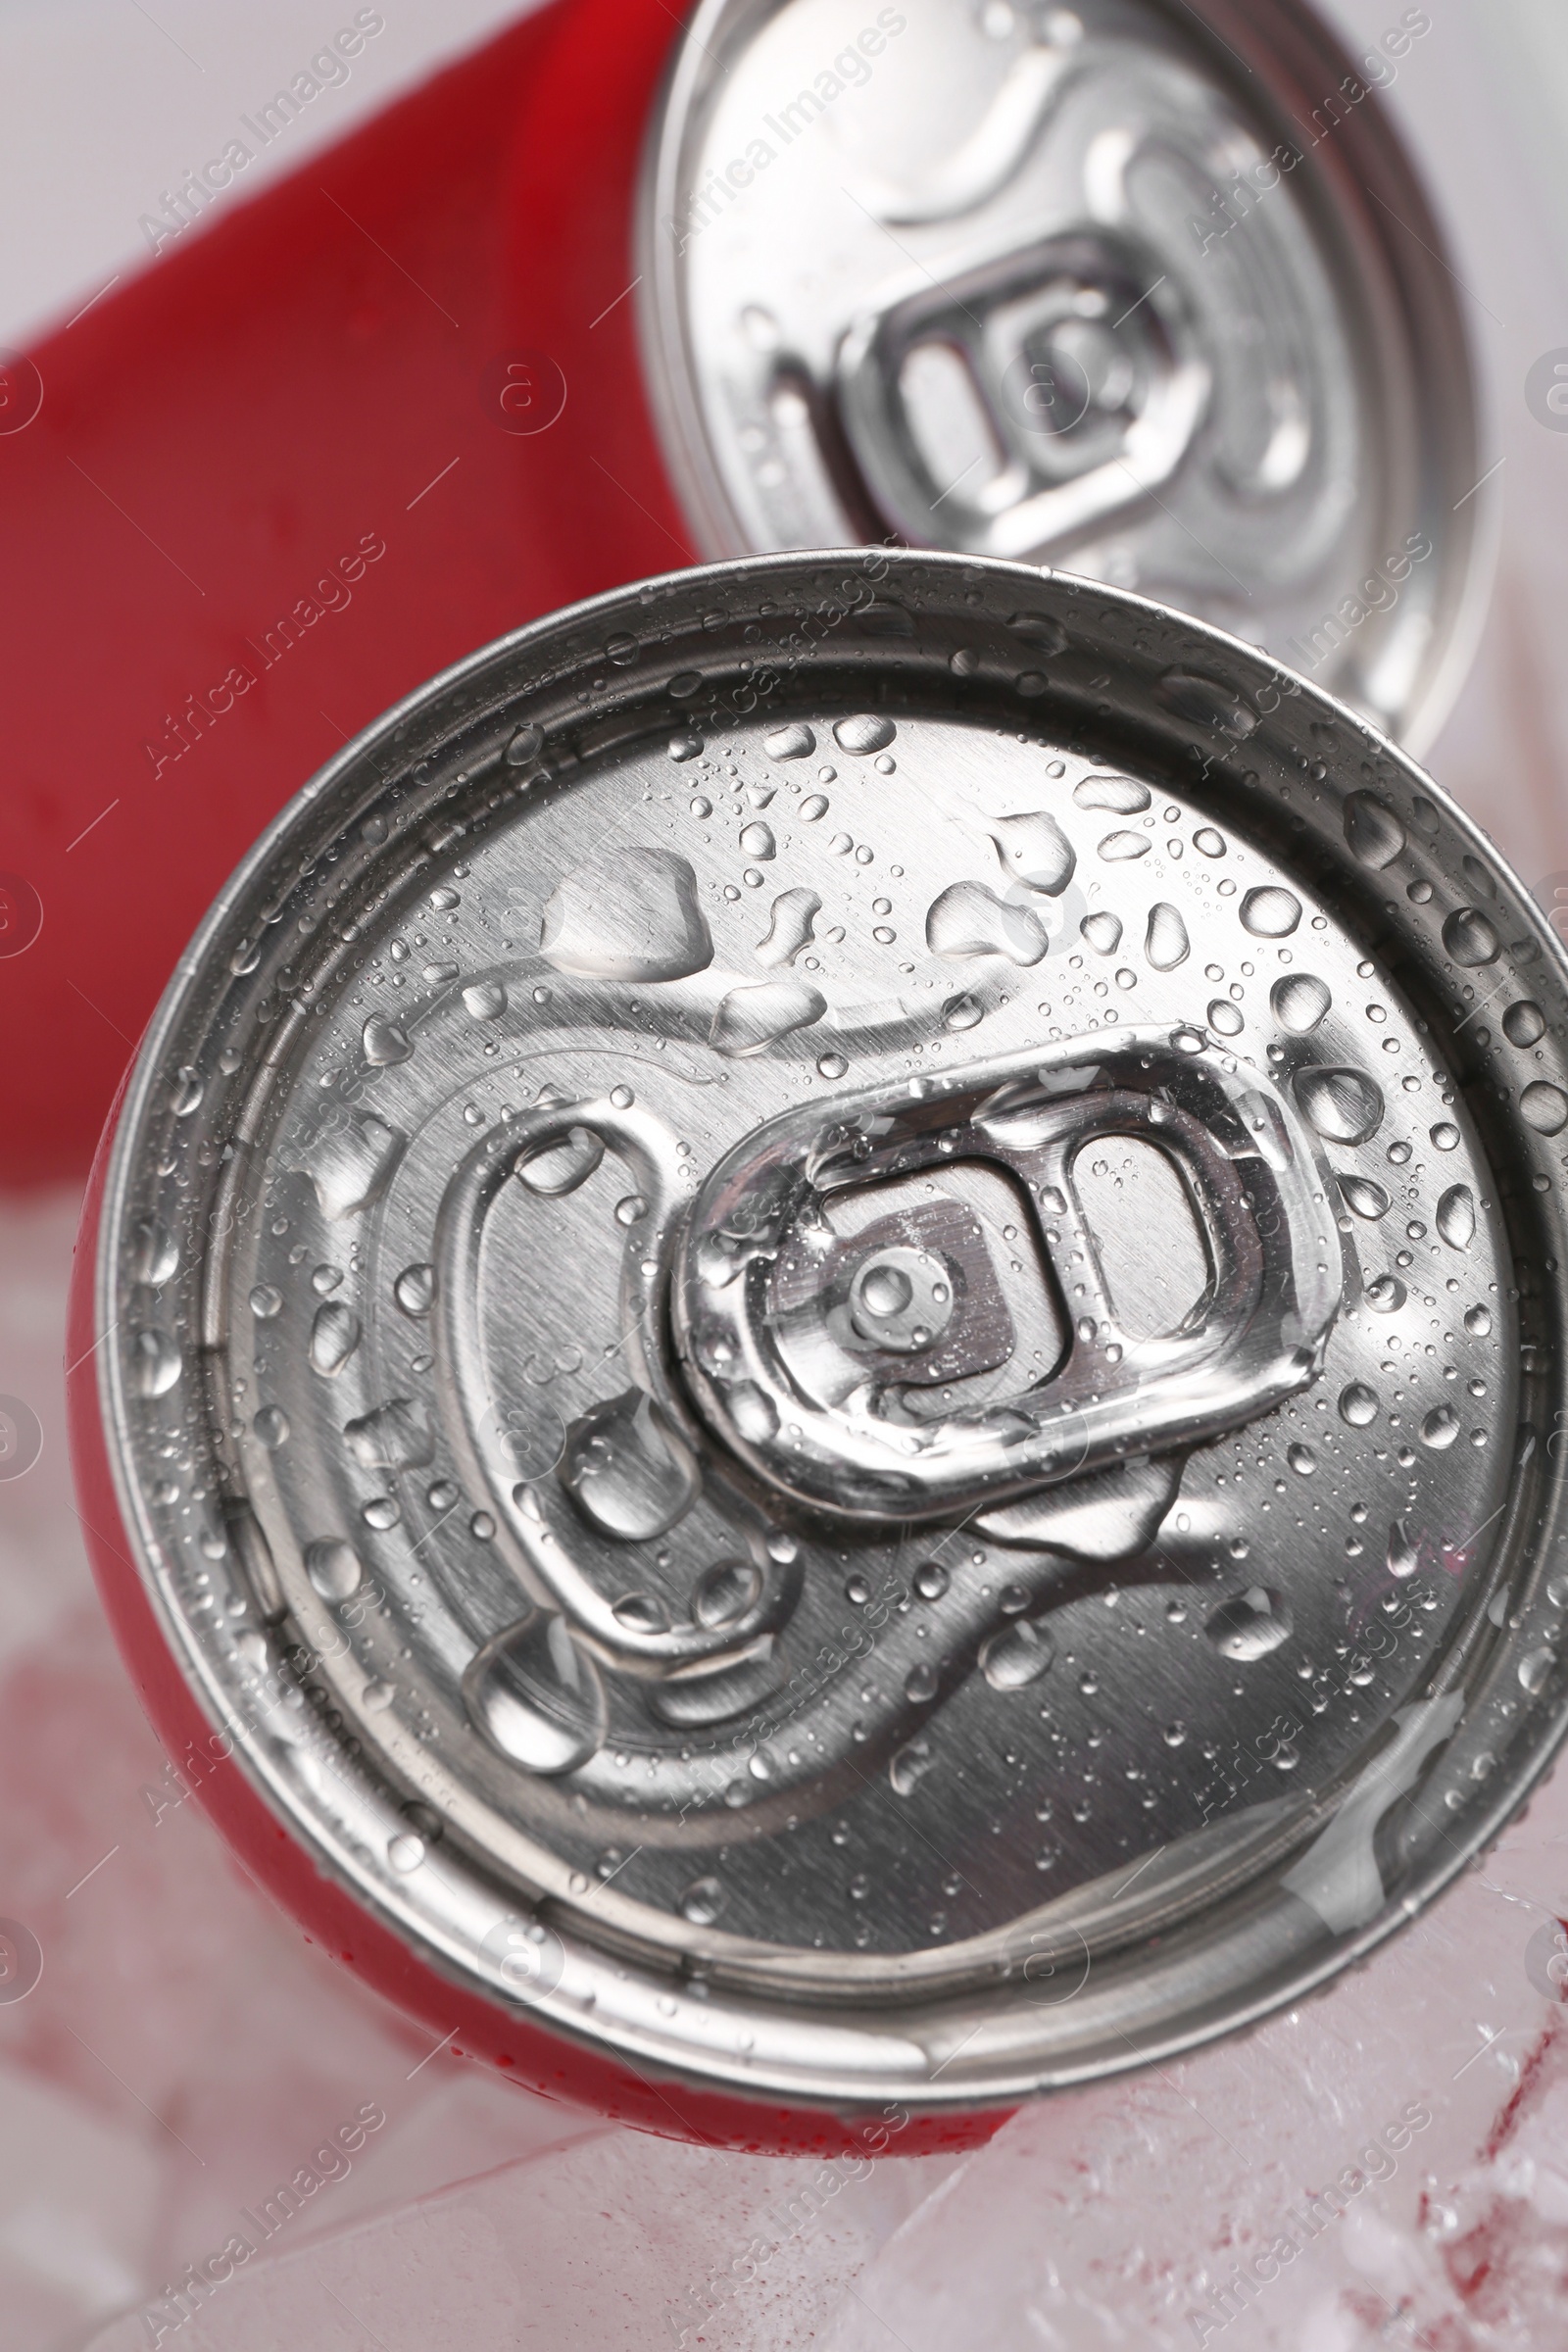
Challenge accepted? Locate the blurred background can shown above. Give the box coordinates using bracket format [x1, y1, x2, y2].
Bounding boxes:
[636, 0, 1485, 752]
[0, 0, 1500, 1187]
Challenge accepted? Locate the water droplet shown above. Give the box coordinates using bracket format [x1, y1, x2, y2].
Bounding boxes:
[1431, 1122, 1459, 1152]
[1522, 1081, 1568, 1136]
[612, 1591, 669, 1634]
[131, 1328, 182, 1397]
[306, 1538, 363, 1600]
[1436, 1184, 1475, 1250]
[1270, 972, 1331, 1035]
[1288, 1442, 1316, 1476]
[1146, 902, 1190, 971]
[1387, 1520, 1419, 1578]
[1365, 1273, 1406, 1313]
[680, 1876, 725, 1924]
[1205, 1587, 1292, 1660]
[462, 981, 507, 1022]
[1007, 611, 1066, 652]
[1520, 1648, 1555, 1696]
[1207, 1000, 1244, 1036]
[540, 848, 712, 981]
[889, 1738, 937, 1796]
[980, 1619, 1054, 1690]
[1344, 793, 1405, 869]
[1074, 774, 1149, 813]
[1503, 1002, 1546, 1048]
[943, 993, 985, 1031]
[172, 1067, 205, 1117]
[253, 1405, 289, 1449]
[1081, 911, 1122, 955]
[904, 1662, 938, 1704]
[515, 1126, 605, 1196]
[394, 1262, 435, 1316]
[303, 1114, 403, 1220]
[1193, 827, 1226, 858]
[362, 1014, 412, 1066]
[132, 1219, 178, 1287]
[1464, 1304, 1493, 1337]
[914, 1561, 950, 1601]
[250, 1285, 282, 1320]
[561, 1388, 701, 1540]
[1340, 1173, 1391, 1221]
[614, 1194, 648, 1228]
[1295, 1065, 1384, 1146]
[927, 880, 1047, 964]
[668, 731, 704, 761]
[710, 979, 826, 1056]
[1098, 830, 1151, 862]
[755, 886, 820, 967]
[1421, 1405, 1459, 1449]
[310, 1299, 362, 1377]
[765, 723, 814, 760]
[739, 821, 776, 860]
[1157, 668, 1257, 737]
[692, 1557, 764, 1629]
[387, 1832, 425, 1873]
[1340, 1382, 1378, 1426]
[817, 1051, 849, 1079]
[834, 713, 895, 755]
[344, 1396, 434, 1470]
[466, 1613, 607, 1774]
[362, 1496, 400, 1531]
[1442, 907, 1499, 967]
[1241, 887, 1301, 939]
[800, 794, 829, 821]
[989, 811, 1075, 895]
[506, 722, 544, 767]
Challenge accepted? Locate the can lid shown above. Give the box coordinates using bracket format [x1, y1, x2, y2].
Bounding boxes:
[637, 0, 1486, 752]
[101, 552, 1568, 2114]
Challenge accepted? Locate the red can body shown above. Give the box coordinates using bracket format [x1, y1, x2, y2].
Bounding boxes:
[3, 0, 690, 1188]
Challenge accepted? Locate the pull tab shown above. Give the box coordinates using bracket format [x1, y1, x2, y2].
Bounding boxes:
[835, 231, 1208, 563]
[672, 1030, 1342, 1524]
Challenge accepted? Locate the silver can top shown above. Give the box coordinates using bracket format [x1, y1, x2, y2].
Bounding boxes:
[99, 552, 1568, 2117]
[637, 0, 1487, 752]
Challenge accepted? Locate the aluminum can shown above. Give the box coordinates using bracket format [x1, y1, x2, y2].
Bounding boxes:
[634, 0, 1487, 751]
[69, 550, 1567, 2151]
[7, 0, 1488, 1193]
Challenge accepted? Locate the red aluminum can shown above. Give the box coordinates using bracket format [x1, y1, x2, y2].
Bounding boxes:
[70, 547, 1568, 2148]
[4, 0, 1483, 1187]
